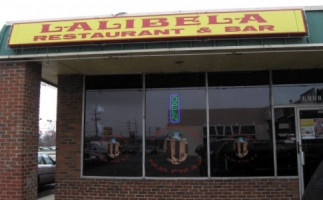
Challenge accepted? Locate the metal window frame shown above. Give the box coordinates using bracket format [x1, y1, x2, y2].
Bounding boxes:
[80, 71, 312, 180]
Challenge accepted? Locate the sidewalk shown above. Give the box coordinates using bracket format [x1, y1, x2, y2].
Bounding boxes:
[38, 194, 54, 200]
[38, 183, 55, 200]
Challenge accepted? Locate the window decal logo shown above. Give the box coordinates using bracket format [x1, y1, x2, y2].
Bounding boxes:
[107, 138, 120, 159]
[164, 131, 188, 164]
[148, 126, 203, 175]
[224, 134, 258, 163]
[233, 137, 249, 158]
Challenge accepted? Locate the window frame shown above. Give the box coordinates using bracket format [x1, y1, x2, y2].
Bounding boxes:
[81, 71, 314, 179]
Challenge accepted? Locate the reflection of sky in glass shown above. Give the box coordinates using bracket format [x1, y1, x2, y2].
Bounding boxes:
[273, 84, 323, 105]
[84, 84, 323, 137]
[209, 86, 269, 108]
[85, 90, 142, 137]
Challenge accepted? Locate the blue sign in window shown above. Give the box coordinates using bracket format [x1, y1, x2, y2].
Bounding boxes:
[169, 94, 180, 123]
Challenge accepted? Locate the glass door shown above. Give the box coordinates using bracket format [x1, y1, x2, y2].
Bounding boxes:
[297, 108, 323, 198]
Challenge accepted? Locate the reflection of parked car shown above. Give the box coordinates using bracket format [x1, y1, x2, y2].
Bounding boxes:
[146, 145, 157, 155]
[121, 144, 137, 154]
[49, 154, 56, 162]
[84, 143, 109, 164]
[38, 153, 55, 185]
[38, 146, 50, 151]
[138, 145, 157, 155]
[49, 146, 56, 151]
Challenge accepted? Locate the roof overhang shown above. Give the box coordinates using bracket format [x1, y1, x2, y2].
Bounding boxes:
[2, 44, 323, 85]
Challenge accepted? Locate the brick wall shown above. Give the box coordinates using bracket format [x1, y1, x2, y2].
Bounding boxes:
[56, 75, 83, 181]
[56, 178, 299, 200]
[56, 74, 300, 200]
[0, 62, 41, 200]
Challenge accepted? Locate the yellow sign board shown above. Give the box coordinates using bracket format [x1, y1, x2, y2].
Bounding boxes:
[8, 9, 306, 47]
[301, 119, 315, 127]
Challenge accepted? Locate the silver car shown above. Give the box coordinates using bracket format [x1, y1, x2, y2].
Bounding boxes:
[38, 152, 55, 185]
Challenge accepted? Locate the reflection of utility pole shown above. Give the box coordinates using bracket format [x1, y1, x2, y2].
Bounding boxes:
[134, 119, 138, 150]
[92, 106, 102, 137]
[148, 126, 152, 137]
[127, 119, 138, 143]
[134, 119, 137, 139]
[127, 120, 131, 138]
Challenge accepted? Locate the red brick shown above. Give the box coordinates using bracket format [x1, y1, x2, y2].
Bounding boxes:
[0, 62, 41, 200]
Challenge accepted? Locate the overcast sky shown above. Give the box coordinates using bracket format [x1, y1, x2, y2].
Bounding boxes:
[2, 0, 322, 129]
[0, 0, 322, 26]
[39, 83, 57, 132]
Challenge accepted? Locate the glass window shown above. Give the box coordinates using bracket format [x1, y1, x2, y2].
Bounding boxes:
[208, 71, 274, 177]
[272, 69, 323, 176]
[274, 108, 297, 176]
[145, 73, 207, 177]
[273, 84, 323, 106]
[82, 72, 282, 178]
[272, 69, 323, 85]
[38, 153, 54, 165]
[38, 155, 45, 164]
[43, 154, 55, 165]
[83, 75, 143, 177]
[299, 109, 323, 187]
[272, 70, 323, 105]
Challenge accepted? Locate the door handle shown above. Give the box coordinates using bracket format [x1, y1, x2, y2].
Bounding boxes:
[301, 151, 305, 166]
[297, 142, 305, 165]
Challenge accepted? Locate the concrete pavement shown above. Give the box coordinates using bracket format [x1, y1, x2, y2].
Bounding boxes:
[38, 194, 54, 200]
[38, 183, 55, 200]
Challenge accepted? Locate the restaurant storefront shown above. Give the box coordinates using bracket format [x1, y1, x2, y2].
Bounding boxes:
[83, 70, 323, 191]
[1, 7, 323, 200]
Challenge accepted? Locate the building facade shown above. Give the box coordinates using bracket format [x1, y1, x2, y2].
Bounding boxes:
[1, 7, 323, 200]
